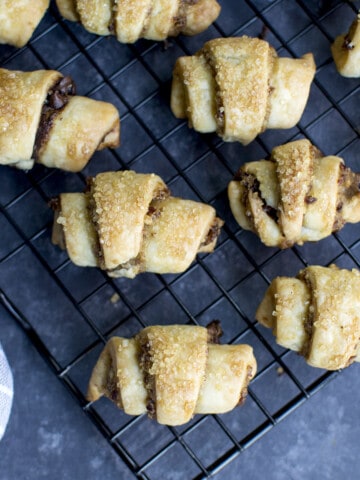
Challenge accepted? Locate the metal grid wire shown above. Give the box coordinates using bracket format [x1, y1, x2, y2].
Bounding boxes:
[1, 0, 360, 477]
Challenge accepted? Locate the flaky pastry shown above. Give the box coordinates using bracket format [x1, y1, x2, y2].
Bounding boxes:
[0, 68, 120, 172]
[87, 322, 257, 425]
[228, 139, 360, 248]
[51, 170, 223, 278]
[0, 0, 49, 47]
[256, 265, 360, 370]
[331, 13, 360, 77]
[171, 36, 315, 145]
[56, 0, 221, 43]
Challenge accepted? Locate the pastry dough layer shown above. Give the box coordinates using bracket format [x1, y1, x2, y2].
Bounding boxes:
[0, 0, 49, 47]
[90, 171, 168, 270]
[331, 14, 360, 77]
[54, 193, 98, 268]
[76, 0, 112, 36]
[138, 325, 208, 425]
[142, 197, 220, 274]
[38, 96, 120, 172]
[87, 337, 147, 415]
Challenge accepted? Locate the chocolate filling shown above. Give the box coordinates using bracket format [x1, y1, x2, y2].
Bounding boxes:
[172, 0, 188, 35]
[200, 218, 223, 248]
[201, 49, 226, 136]
[237, 170, 279, 225]
[48, 197, 60, 211]
[341, 17, 358, 51]
[342, 34, 355, 51]
[298, 271, 314, 359]
[33, 76, 76, 160]
[263, 204, 278, 222]
[305, 195, 317, 204]
[49, 197, 67, 251]
[258, 24, 269, 40]
[206, 320, 223, 344]
[237, 365, 254, 406]
[139, 340, 157, 419]
[333, 164, 360, 232]
[106, 365, 123, 408]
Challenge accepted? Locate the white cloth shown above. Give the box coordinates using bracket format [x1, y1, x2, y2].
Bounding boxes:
[0, 342, 13, 441]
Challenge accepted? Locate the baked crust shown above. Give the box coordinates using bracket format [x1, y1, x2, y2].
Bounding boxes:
[256, 265, 360, 370]
[228, 139, 360, 247]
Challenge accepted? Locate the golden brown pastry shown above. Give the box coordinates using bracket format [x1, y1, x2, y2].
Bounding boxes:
[51, 170, 223, 278]
[228, 139, 360, 248]
[87, 322, 257, 425]
[331, 13, 360, 77]
[55, 0, 221, 43]
[171, 36, 316, 145]
[0, 68, 120, 172]
[0, 0, 49, 47]
[256, 265, 360, 370]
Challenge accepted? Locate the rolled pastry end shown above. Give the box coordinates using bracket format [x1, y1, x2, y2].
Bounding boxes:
[37, 96, 120, 172]
[331, 14, 360, 78]
[267, 53, 316, 130]
[171, 55, 217, 133]
[51, 193, 99, 268]
[182, 0, 221, 36]
[195, 344, 257, 415]
[0, 0, 50, 47]
[87, 337, 147, 416]
[56, 0, 80, 22]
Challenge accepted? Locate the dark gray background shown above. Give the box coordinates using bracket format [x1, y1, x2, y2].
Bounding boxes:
[1, 0, 360, 478]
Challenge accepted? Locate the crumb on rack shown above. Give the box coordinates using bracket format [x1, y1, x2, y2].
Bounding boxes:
[110, 292, 120, 304]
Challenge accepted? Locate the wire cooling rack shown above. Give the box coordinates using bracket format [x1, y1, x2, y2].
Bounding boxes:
[1, 0, 360, 477]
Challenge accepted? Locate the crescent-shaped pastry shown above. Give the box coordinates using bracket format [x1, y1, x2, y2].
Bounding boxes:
[51, 170, 224, 278]
[87, 322, 257, 426]
[171, 36, 316, 145]
[55, 0, 221, 43]
[0, 68, 120, 172]
[331, 13, 360, 77]
[256, 265, 360, 370]
[0, 0, 49, 47]
[228, 139, 360, 248]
